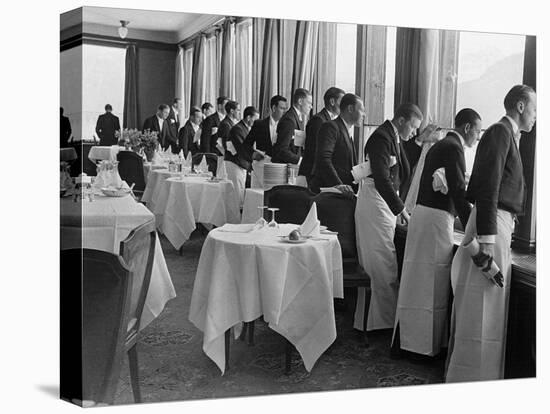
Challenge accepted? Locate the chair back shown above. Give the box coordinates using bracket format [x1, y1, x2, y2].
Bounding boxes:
[313, 192, 357, 259]
[62, 248, 132, 405]
[264, 185, 315, 224]
[119, 220, 156, 343]
[60, 147, 78, 162]
[192, 152, 218, 175]
[117, 151, 146, 192]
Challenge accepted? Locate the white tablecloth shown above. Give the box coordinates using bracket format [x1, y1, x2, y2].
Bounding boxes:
[88, 145, 124, 162]
[151, 176, 241, 249]
[60, 194, 176, 330]
[189, 223, 344, 374]
[141, 169, 181, 211]
[241, 188, 265, 224]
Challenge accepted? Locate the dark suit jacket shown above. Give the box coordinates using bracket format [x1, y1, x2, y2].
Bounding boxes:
[165, 108, 180, 152]
[309, 117, 357, 193]
[366, 120, 410, 215]
[60, 115, 72, 148]
[243, 117, 273, 157]
[400, 138, 423, 201]
[200, 112, 222, 155]
[177, 121, 200, 158]
[417, 131, 471, 228]
[299, 108, 332, 180]
[272, 107, 303, 164]
[218, 116, 235, 155]
[95, 112, 120, 146]
[143, 115, 169, 150]
[226, 120, 253, 171]
[467, 117, 525, 236]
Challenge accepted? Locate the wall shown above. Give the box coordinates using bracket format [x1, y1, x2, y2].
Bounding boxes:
[136, 46, 177, 128]
[60, 45, 82, 141]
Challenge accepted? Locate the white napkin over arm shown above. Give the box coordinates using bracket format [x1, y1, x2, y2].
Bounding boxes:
[432, 167, 448, 194]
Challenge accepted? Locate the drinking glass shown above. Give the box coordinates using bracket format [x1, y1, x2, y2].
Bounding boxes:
[267, 207, 279, 228]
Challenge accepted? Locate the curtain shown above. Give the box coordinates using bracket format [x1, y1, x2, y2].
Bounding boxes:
[219, 20, 236, 99]
[258, 19, 280, 118]
[190, 35, 205, 108]
[204, 35, 218, 106]
[279, 20, 297, 104]
[123, 44, 138, 129]
[252, 18, 266, 108]
[394, 28, 459, 129]
[175, 46, 185, 113]
[235, 19, 253, 108]
[292, 20, 320, 95]
[313, 22, 337, 113]
[183, 47, 193, 119]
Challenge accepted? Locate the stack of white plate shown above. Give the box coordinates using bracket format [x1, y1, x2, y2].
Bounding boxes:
[263, 162, 288, 190]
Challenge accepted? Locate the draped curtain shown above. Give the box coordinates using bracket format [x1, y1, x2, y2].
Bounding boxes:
[219, 20, 236, 99]
[123, 44, 138, 129]
[183, 47, 193, 117]
[292, 20, 320, 95]
[258, 19, 280, 118]
[175, 46, 185, 114]
[394, 28, 459, 129]
[235, 19, 253, 108]
[204, 35, 218, 106]
[312, 22, 337, 113]
[252, 18, 266, 109]
[190, 35, 205, 108]
[279, 20, 297, 105]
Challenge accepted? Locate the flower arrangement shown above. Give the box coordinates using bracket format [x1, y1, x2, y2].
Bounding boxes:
[115, 128, 159, 160]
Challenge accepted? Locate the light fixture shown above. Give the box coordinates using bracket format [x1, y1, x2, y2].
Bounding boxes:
[118, 20, 129, 39]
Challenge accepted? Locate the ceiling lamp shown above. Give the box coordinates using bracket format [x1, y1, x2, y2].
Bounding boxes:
[118, 20, 129, 39]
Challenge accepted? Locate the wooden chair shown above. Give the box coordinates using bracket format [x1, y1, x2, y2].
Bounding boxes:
[117, 151, 146, 199]
[119, 220, 157, 403]
[263, 185, 315, 223]
[61, 248, 132, 405]
[313, 191, 372, 346]
[192, 152, 218, 175]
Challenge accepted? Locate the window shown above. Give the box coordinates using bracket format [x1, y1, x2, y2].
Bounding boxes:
[384, 26, 397, 121]
[335, 23, 357, 94]
[456, 31, 525, 174]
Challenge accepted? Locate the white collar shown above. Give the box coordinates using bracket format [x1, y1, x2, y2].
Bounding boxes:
[191, 122, 199, 132]
[217, 111, 225, 120]
[389, 120, 400, 141]
[341, 117, 354, 137]
[451, 130, 466, 148]
[156, 115, 164, 123]
[269, 115, 278, 126]
[504, 115, 520, 136]
[172, 106, 179, 115]
[292, 106, 303, 122]
[326, 108, 338, 120]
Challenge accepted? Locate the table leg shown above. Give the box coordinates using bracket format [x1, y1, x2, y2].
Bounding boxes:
[239, 322, 247, 341]
[284, 339, 292, 375]
[225, 329, 230, 371]
[248, 321, 255, 346]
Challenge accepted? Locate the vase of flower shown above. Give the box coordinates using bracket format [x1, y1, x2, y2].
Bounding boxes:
[144, 148, 155, 162]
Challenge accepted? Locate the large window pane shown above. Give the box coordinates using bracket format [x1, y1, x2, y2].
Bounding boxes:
[335, 23, 356, 93]
[384, 26, 397, 121]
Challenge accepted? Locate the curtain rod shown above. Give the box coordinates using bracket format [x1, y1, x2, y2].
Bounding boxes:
[178, 16, 249, 49]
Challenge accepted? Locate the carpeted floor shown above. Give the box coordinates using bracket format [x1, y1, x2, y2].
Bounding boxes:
[114, 229, 445, 405]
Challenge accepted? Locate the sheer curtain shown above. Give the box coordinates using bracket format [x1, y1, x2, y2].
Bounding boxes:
[252, 18, 266, 108]
[235, 19, 253, 108]
[204, 35, 218, 107]
[219, 20, 236, 100]
[175, 46, 185, 114]
[190, 35, 205, 108]
[292, 20, 320, 94]
[258, 19, 280, 118]
[313, 22, 337, 113]
[279, 20, 297, 104]
[183, 47, 193, 118]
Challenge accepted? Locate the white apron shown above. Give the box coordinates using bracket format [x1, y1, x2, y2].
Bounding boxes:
[225, 160, 247, 207]
[392, 204, 454, 355]
[354, 178, 399, 331]
[445, 206, 513, 382]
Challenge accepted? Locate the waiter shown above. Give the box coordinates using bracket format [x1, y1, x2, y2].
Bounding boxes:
[392, 108, 481, 358]
[446, 85, 536, 382]
[354, 103, 421, 332]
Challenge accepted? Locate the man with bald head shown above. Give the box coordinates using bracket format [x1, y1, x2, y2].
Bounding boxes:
[446, 85, 536, 382]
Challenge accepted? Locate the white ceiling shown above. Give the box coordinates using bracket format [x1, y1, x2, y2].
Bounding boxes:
[61, 6, 224, 43]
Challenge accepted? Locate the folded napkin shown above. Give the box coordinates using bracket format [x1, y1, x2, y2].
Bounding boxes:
[179, 149, 184, 158]
[226, 140, 237, 156]
[216, 159, 228, 179]
[351, 160, 372, 182]
[184, 152, 192, 168]
[197, 155, 209, 173]
[300, 202, 321, 237]
[217, 223, 256, 233]
[432, 168, 448, 194]
[152, 151, 163, 165]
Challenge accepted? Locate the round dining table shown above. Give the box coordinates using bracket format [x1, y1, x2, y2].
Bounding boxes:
[189, 223, 344, 374]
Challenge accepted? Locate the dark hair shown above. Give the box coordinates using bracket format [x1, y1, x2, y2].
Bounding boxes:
[394, 103, 423, 121]
[158, 104, 169, 111]
[217, 96, 229, 106]
[454, 108, 481, 128]
[270, 95, 287, 109]
[504, 84, 535, 111]
[201, 102, 213, 111]
[292, 88, 311, 105]
[189, 106, 201, 117]
[173, 98, 181, 105]
[323, 87, 345, 107]
[243, 106, 259, 119]
[60, 107, 64, 115]
[224, 100, 239, 114]
[339, 93, 361, 112]
[105, 104, 112, 111]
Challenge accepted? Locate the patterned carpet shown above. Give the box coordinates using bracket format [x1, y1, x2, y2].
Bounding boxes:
[114, 229, 445, 405]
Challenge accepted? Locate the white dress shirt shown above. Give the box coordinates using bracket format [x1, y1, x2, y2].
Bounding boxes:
[157, 116, 165, 131]
[269, 116, 278, 145]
